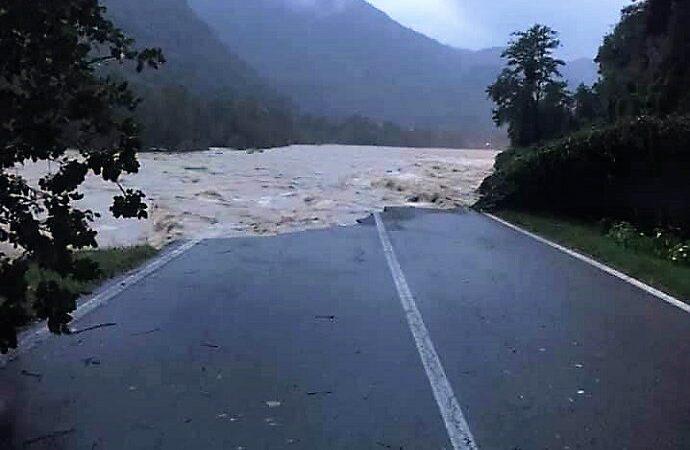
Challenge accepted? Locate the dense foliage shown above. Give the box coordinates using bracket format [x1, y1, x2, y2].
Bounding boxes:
[478, 0, 690, 236]
[597, 0, 690, 120]
[0, 0, 161, 352]
[606, 221, 689, 266]
[476, 115, 690, 234]
[487, 25, 572, 147]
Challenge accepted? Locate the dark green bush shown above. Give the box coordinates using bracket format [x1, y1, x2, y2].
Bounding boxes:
[606, 221, 690, 265]
[475, 115, 690, 235]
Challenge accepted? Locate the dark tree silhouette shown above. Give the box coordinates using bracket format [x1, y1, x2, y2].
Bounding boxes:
[487, 25, 569, 147]
[0, 0, 163, 351]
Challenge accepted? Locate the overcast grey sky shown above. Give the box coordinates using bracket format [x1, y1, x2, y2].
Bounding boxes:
[365, 0, 631, 59]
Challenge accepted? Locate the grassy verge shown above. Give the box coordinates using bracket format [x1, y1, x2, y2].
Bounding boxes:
[496, 210, 690, 301]
[26, 245, 159, 297]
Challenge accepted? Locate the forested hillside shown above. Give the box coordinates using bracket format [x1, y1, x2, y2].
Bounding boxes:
[188, 0, 503, 141]
[188, 0, 598, 145]
[104, 0, 273, 97]
[103, 0, 475, 149]
[102, 0, 299, 149]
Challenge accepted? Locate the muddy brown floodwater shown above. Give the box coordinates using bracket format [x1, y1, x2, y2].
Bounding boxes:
[15, 145, 498, 248]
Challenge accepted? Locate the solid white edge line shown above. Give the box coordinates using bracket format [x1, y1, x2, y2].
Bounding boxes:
[1, 238, 202, 366]
[484, 213, 690, 314]
[374, 212, 478, 450]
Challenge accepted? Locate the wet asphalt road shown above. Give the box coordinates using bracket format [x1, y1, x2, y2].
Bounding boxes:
[2, 208, 690, 449]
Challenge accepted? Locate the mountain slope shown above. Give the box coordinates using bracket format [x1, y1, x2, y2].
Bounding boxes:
[188, 0, 503, 138]
[102, 0, 278, 101]
[101, 0, 302, 149]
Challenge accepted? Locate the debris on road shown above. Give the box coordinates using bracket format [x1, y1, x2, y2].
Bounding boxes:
[23, 428, 76, 447]
[314, 315, 336, 322]
[306, 391, 333, 397]
[264, 417, 280, 427]
[69, 323, 117, 335]
[130, 327, 161, 336]
[20, 369, 42, 380]
[376, 441, 404, 449]
[82, 357, 101, 367]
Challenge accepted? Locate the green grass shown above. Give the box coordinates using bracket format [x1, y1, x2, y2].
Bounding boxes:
[496, 210, 690, 302]
[26, 245, 159, 297]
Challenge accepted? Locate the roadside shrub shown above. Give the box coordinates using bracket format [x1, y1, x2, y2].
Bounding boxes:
[607, 222, 645, 248]
[605, 221, 690, 266]
[475, 115, 690, 235]
[669, 243, 690, 265]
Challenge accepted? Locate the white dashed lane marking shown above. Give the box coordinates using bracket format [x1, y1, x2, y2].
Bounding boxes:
[374, 212, 478, 450]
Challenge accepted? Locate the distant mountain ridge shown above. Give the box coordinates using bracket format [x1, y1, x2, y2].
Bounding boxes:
[188, 0, 503, 139]
[100, 0, 478, 149]
[103, 0, 598, 146]
[188, 0, 597, 140]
